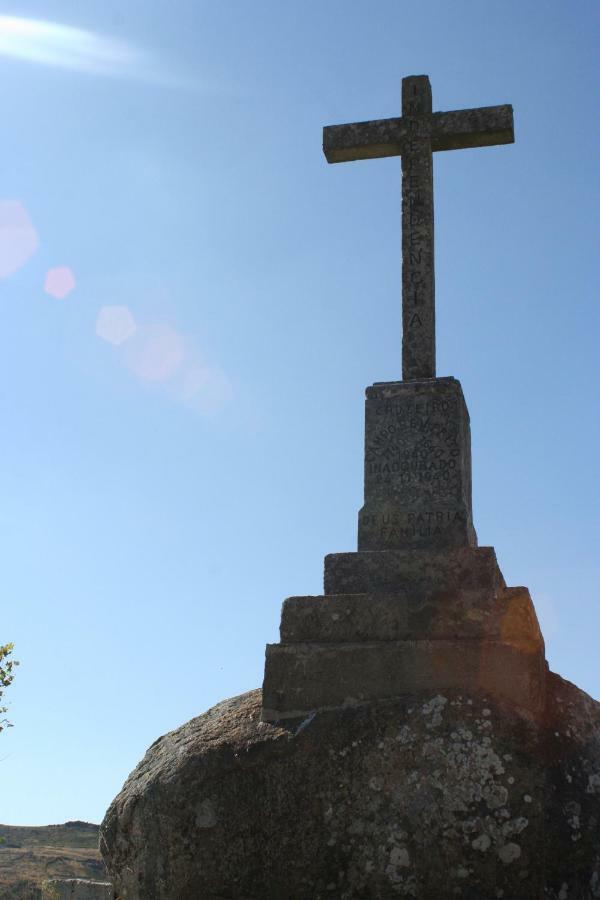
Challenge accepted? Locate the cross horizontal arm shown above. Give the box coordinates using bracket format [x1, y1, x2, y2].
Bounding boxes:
[430, 104, 514, 151]
[323, 104, 514, 163]
[323, 117, 408, 163]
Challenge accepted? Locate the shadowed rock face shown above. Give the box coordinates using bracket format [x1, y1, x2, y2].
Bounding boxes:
[101, 675, 600, 900]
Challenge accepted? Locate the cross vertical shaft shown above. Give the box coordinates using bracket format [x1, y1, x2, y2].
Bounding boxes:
[402, 76, 435, 380]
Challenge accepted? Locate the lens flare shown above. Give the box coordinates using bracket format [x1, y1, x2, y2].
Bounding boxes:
[0, 200, 39, 278]
[44, 266, 76, 299]
[96, 305, 137, 346]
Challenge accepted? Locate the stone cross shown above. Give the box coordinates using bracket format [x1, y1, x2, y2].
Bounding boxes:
[323, 75, 514, 380]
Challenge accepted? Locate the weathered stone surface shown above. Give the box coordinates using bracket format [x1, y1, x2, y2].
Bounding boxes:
[324, 545, 502, 595]
[401, 76, 436, 379]
[280, 586, 541, 647]
[101, 679, 600, 899]
[358, 378, 476, 550]
[324, 75, 514, 380]
[263, 638, 546, 720]
[265, 543, 543, 720]
[42, 879, 113, 899]
[323, 104, 514, 163]
[430, 103, 514, 151]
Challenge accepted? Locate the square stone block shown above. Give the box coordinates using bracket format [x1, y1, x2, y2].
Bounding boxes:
[280, 587, 543, 653]
[358, 378, 477, 550]
[324, 546, 504, 596]
[262, 639, 547, 722]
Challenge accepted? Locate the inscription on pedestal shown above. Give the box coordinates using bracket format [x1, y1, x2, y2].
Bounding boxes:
[358, 378, 476, 550]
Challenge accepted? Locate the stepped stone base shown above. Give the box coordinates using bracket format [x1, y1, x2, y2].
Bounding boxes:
[263, 546, 546, 721]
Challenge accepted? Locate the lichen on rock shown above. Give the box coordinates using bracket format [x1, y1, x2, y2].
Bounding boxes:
[101, 672, 600, 899]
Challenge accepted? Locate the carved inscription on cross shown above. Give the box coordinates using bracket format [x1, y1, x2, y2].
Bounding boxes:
[323, 76, 514, 381]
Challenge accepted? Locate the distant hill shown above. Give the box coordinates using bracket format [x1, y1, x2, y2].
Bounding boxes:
[0, 821, 105, 899]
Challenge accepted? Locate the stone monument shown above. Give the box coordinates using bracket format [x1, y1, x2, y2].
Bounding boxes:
[262, 75, 545, 723]
[101, 77, 600, 900]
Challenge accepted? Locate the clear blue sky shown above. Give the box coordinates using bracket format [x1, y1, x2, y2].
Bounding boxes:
[1, 1, 598, 825]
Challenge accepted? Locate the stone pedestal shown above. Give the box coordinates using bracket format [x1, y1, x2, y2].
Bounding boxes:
[102, 372, 598, 898]
[262, 378, 547, 723]
[358, 378, 476, 550]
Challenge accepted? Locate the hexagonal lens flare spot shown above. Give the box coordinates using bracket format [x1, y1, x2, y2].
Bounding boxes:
[96, 305, 137, 346]
[44, 266, 76, 299]
[125, 324, 186, 382]
[0, 200, 39, 278]
[181, 364, 233, 414]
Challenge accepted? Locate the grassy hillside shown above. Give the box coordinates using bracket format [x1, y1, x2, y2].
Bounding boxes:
[0, 821, 106, 899]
